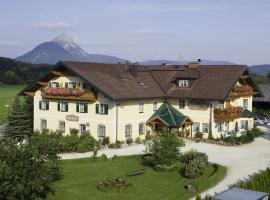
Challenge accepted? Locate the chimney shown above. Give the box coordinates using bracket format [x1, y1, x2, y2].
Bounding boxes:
[187, 59, 201, 69]
[130, 62, 138, 77]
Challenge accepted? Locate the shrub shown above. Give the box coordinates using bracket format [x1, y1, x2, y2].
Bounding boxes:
[97, 177, 131, 192]
[194, 132, 203, 139]
[61, 134, 80, 152]
[181, 150, 208, 164]
[77, 135, 100, 153]
[70, 128, 79, 135]
[126, 137, 133, 145]
[135, 137, 142, 144]
[108, 141, 123, 149]
[142, 134, 184, 168]
[145, 130, 152, 140]
[196, 195, 202, 200]
[183, 157, 208, 178]
[101, 137, 110, 146]
[100, 154, 108, 161]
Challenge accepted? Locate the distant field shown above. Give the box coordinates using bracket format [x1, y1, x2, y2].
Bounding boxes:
[0, 84, 26, 125]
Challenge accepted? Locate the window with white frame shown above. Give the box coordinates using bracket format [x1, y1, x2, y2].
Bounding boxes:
[217, 122, 224, 132]
[202, 123, 209, 133]
[241, 120, 248, 130]
[58, 102, 68, 112]
[58, 121, 65, 133]
[178, 80, 189, 87]
[79, 124, 86, 134]
[243, 99, 248, 108]
[97, 125, 106, 138]
[40, 119, 47, 130]
[179, 99, 185, 109]
[125, 124, 132, 137]
[192, 122, 200, 132]
[139, 123, 145, 135]
[65, 82, 76, 89]
[153, 102, 158, 111]
[96, 104, 109, 115]
[50, 82, 59, 88]
[76, 103, 88, 113]
[139, 103, 144, 113]
[39, 100, 49, 110]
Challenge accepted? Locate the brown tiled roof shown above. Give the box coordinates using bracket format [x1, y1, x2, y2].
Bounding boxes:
[21, 61, 261, 101]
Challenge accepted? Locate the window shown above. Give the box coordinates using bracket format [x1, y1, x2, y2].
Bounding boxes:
[76, 103, 88, 113]
[97, 125, 106, 138]
[65, 82, 76, 89]
[241, 120, 248, 130]
[125, 124, 132, 138]
[243, 99, 248, 108]
[39, 100, 49, 110]
[83, 83, 91, 91]
[153, 102, 158, 111]
[178, 80, 189, 87]
[79, 124, 86, 134]
[139, 103, 144, 113]
[40, 119, 47, 130]
[58, 102, 68, 112]
[202, 123, 209, 133]
[50, 82, 59, 88]
[217, 123, 224, 132]
[179, 100, 185, 109]
[96, 104, 109, 115]
[59, 121, 65, 133]
[192, 122, 200, 132]
[139, 123, 145, 135]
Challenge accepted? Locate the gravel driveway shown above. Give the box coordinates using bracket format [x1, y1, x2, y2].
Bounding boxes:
[60, 133, 270, 198]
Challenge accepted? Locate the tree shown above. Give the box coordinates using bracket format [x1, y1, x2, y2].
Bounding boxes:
[142, 133, 184, 168]
[0, 136, 62, 200]
[1, 70, 21, 84]
[5, 97, 32, 139]
[267, 71, 270, 81]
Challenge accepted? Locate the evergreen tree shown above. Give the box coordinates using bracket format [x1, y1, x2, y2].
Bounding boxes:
[5, 96, 32, 139]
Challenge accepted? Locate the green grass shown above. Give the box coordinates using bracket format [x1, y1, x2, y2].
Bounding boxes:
[48, 156, 227, 200]
[0, 84, 26, 124]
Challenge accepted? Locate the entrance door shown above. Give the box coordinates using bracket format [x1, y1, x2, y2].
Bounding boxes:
[80, 124, 86, 134]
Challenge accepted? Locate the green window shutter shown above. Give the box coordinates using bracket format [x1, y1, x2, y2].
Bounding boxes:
[96, 104, 99, 114]
[49, 82, 52, 87]
[65, 82, 68, 88]
[65, 103, 68, 112]
[73, 83, 76, 88]
[39, 101, 42, 110]
[84, 104, 88, 113]
[57, 102, 60, 111]
[82, 83, 86, 90]
[56, 82, 59, 87]
[105, 104, 109, 115]
[76, 103, 79, 112]
[46, 101, 49, 110]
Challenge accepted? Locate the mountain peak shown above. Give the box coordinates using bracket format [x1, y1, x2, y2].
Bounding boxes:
[53, 33, 77, 49]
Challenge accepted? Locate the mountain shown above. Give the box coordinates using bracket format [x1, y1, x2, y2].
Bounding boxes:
[249, 64, 270, 76]
[140, 59, 234, 65]
[16, 34, 126, 64]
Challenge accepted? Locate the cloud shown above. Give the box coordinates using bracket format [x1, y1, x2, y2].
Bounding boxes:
[32, 22, 76, 31]
[0, 41, 21, 47]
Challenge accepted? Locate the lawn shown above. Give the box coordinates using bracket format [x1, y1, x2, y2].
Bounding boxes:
[0, 84, 26, 124]
[48, 156, 227, 200]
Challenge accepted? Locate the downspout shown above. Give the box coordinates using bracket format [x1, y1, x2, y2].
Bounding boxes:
[209, 103, 213, 138]
[115, 103, 118, 142]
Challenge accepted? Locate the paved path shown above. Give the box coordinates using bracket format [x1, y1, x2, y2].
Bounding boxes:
[60, 132, 270, 198]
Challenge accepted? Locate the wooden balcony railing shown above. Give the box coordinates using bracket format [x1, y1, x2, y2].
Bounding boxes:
[41, 87, 97, 101]
[214, 106, 244, 122]
[228, 85, 254, 100]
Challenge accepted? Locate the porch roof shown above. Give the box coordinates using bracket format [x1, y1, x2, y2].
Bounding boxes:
[147, 102, 191, 128]
[242, 109, 256, 118]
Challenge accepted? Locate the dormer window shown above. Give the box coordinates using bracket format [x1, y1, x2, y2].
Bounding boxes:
[177, 80, 189, 87]
[65, 82, 76, 89]
[50, 82, 59, 88]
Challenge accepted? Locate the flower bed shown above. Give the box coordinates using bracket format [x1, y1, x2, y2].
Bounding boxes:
[43, 87, 85, 97]
[214, 106, 244, 122]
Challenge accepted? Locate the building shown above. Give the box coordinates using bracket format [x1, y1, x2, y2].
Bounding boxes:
[253, 84, 270, 110]
[20, 61, 262, 143]
[212, 187, 268, 200]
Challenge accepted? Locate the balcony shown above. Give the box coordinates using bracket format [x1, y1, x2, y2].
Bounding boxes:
[228, 85, 255, 100]
[214, 106, 244, 122]
[41, 87, 97, 101]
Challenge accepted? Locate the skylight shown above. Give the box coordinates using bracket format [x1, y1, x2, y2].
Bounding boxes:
[138, 81, 148, 87]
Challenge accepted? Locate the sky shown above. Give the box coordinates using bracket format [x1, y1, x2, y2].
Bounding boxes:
[0, 0, 270, 65]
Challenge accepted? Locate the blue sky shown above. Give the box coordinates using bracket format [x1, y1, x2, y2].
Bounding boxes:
[0, 0, 270, 65]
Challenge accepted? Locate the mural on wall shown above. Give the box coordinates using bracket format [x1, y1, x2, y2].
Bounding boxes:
[188, 99, 208, 110]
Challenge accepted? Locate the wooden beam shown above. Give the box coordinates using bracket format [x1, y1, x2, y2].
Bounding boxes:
[24, 92, 35, 96]
[51, 71, 62, 76]
[240, 75, 249, 79]
[37, 82, 48, 86]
